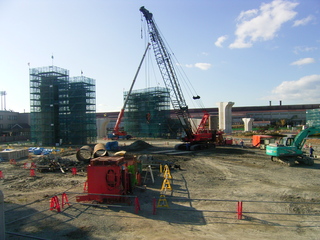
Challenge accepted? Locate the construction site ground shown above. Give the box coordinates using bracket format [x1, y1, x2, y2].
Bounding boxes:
[1, 137, 320, 240]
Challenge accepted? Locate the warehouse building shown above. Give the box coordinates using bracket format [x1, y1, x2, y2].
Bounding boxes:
[97, 102, 320, 138]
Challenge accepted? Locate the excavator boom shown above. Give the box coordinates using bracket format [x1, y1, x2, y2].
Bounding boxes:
[292, 127, 320, 149]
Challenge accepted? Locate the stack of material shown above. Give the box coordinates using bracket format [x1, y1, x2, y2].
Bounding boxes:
[0, 149, 29, 161]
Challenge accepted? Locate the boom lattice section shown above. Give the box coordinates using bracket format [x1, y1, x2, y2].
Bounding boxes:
[140, 6, 194, 139]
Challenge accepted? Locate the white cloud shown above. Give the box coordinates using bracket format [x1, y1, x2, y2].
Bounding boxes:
[264, 75, 320, 102]
[237, 9, 258, 21]
[293, 15, 314, 27]
[293, 46, 318, 54]
[229, 0, 298, 49]
[177, 63, 211, 70]
[290, 57, 315, 66]
[194, 63, 211, 70]
[215, 35, 228, 47]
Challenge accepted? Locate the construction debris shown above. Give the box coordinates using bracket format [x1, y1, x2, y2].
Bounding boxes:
[35, 155, 83, 173]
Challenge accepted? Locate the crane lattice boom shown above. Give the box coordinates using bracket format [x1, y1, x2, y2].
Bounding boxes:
[140, 6, 194, 139]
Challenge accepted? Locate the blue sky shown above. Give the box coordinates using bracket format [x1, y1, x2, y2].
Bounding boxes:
[0, 0, 319, 113]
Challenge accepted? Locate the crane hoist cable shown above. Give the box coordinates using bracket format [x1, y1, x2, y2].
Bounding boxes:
[156, 24, 202, 106]
[140, 12, 204, 111]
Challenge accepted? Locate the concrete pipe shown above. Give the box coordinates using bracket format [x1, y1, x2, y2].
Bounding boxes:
[76, 145, 93, 162]
[93, 143, 108, 158]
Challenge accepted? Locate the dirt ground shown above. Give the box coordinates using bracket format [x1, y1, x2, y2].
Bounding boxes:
[1, 137, 320, 240]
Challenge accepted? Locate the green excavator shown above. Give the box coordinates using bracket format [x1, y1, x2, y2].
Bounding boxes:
[266, 126, 320, 166]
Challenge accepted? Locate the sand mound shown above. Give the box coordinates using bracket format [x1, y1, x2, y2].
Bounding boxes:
[125, 140, 152, 151]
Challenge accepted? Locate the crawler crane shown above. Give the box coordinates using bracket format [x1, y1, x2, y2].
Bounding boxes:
[109, 43, 150, 140]
[140, 6, 216, 150]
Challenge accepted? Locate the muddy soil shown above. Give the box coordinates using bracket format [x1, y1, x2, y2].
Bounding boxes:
[1, 138, 320, 240]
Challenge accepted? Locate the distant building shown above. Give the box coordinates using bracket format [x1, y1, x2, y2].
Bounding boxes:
[96, 103, 320, 138]
[0, 110, 30, 142]
[0, 110, 18, 130]
[306, 108, 320, 127]
[230, 104, 319, 127]
[29, 66, 96, 146]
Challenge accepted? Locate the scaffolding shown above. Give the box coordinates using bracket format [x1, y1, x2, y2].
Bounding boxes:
[30, 66, 96, 146]
[69, 76, 96, 145]
[306, 108, 320, 127]
[123, 87, 170, 138]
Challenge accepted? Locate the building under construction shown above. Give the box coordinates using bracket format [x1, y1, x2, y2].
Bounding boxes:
[306, 108, 320, 127]
[30, 66, 96, 146]
[123, 87, 172, 138]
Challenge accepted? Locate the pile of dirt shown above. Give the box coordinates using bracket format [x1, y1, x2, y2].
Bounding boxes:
[123, 140, 152, 151]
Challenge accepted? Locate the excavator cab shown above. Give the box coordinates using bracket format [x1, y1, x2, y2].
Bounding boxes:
[279, 137, 295, 146]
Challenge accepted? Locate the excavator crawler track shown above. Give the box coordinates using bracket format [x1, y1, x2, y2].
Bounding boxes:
[271, 156, 314, 167]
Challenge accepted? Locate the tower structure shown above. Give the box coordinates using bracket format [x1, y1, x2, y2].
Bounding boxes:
[69, 76, 96, 144]
[30, 66, 96, 145]
[123, 87, 170, 138]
